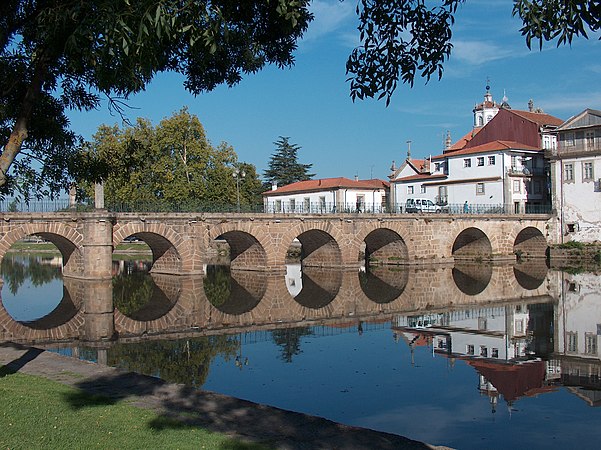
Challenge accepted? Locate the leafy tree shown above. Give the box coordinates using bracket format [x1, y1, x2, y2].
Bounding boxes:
[263, 136, 314, 188]
[347, 0, 601, 105]
[0, 0, 312, 196]
[78, 108, 263, 209]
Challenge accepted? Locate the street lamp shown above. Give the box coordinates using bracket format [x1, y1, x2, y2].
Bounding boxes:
[233, 168, 245, 212]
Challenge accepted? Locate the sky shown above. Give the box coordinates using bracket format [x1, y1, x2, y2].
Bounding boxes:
[68, 0, 601, 182]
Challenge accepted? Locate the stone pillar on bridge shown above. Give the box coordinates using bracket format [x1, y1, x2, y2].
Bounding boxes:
[82, 216, 114, 280]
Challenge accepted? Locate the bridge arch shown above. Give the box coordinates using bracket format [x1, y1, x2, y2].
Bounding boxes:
[213, 230, 267, 271]
[279, 223, 343, 268]
[0, 223, 84, 277]
[114, 224, 189, 275]
[452, 227, 493, 260]
[452, 262, 493, 295]
[359, 266, 409, 303]
[363, 228, 409, 265]
[514, 226, 549, 259]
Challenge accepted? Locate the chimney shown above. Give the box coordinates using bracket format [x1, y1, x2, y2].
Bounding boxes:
[271, 182, 278, 191]
[354, 174, 359, 181]
[406, 140, 412, 160]
[528, 99, 534, 112]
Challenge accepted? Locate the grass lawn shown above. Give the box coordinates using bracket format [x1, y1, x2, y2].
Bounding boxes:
[0, 371, 267, 450]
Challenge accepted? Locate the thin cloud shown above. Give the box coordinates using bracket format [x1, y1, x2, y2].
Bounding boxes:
[301, 0, 356, 46]
[451, 40, 519, 66]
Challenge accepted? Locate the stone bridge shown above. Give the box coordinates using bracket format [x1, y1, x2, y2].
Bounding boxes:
[0, 211, 557, 279]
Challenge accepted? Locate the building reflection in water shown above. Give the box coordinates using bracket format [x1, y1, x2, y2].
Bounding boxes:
[2, 254, 601, 413]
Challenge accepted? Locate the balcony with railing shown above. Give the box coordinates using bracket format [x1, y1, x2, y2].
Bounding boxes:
[506, 166, 545, 176]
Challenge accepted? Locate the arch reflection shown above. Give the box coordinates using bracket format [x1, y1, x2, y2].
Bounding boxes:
[453, 262, 493, 295]
[359, 266, 409, 303]
[286, 265, 342, 309]
[113, 261, 178, 321]
[203, 265, 266, 315]
[513, 260, 548, 290]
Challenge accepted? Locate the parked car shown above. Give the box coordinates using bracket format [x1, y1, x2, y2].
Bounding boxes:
[405, 198, 442, 213]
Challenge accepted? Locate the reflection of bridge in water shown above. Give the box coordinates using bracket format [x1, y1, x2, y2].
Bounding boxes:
[0, 259, 554, 346]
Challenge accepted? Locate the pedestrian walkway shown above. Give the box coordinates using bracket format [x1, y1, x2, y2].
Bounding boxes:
[0, 342, 449, 450]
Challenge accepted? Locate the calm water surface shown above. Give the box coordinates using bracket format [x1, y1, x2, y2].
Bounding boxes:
[2, 254, 601, 449]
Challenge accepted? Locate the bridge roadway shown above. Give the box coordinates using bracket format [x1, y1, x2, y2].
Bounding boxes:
[0, 211, 556, 279]
[0, 260, 557, 345]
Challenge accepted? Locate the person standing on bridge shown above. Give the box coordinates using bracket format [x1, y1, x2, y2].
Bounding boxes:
[463, 201, 469, 213]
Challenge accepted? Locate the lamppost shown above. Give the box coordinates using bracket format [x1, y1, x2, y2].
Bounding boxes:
[233, 168, 245, 212]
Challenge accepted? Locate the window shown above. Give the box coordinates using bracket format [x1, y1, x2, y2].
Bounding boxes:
[420, 185, 426, 194]
[276, 200, 282, 212]
[467, 345, 475, 355]
[567, 331, 578, 353]
[478, 317, 487, 330]
[319, 196, 326, 211]
[476, 183, 485, 195]
[534, 180, 542, 194]
[511, 155, 518, 168]
[563, 163, 574, 182]
[477, 157, 484, 166]
[585, 333, 597, 355]
[492, 348, 499, 358]
[513, 180, 521, 193]
[480, 346, 488, 357]
[303, 197, 310, 212]
[435, 162, 442, 172]
[515, 319, 524, 333]
[565, 132, 575, 147]
[586, 131, 595, 150]
[407, 186, 414, 194]
[464, 158, 471, 168]
[488, 155, 496, 165]
[583, 161, 594, 181]
[289, 199, 295, 212]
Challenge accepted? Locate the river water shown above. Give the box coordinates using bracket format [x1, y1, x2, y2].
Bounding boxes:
[1, 253, 601, 449]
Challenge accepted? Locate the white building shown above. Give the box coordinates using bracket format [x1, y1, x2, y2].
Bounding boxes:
[548, 109, 601, 242]
[262, 177, 389, 213]
[389, 91, 562, 213]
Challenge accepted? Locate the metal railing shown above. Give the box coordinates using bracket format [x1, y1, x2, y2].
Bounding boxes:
[0, 199, 553, 215]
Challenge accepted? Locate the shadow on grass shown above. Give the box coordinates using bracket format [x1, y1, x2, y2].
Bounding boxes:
[64, 370, 431, 450]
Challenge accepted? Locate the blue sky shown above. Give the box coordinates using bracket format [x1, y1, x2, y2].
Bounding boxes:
[68, 0, 601, 182]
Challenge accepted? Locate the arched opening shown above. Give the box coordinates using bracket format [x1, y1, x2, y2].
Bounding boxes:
[214, 231, 267, 271]
[296, 229, 342, 268]
[119, 232, 181, 275]
[364, 229, 409, 265]
[514, 227, 548, 260]
[452, 262, 492, 295]
[452, 228, 493, 260]
[359, 266, 409, 303]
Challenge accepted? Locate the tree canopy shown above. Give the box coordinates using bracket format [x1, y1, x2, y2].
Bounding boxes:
[79, 108, 263, 210]
[1, 0, 599, 197]
[0, 0, 312, 197]
[346, 0, 601, 105]
[263, 136, 314, 188]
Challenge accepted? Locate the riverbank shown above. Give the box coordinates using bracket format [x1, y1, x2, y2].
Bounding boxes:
[0, 342, 447, 450]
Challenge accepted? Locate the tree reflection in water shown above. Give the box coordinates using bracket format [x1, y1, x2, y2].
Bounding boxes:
[1, 254, 62, 295]
[107, 336, 239, 387]
[271, 327, 313, 363]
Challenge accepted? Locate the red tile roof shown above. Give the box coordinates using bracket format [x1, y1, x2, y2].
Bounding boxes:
[263, 177, 389, 196]
[437, 140, 541, 158]
[445, 128, 482, 152]
[509, 109, 564, 127]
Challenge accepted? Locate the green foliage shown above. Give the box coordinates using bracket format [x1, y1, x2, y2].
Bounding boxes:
[112, 271, 155, 317]
[263, 136, 314, 188]
[1, 0, 312, 196]
[204, 265, 232, 307]
[346, 0, 600, 105]
[78, 108, 263, 207]
[558, 241, 585, 250]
